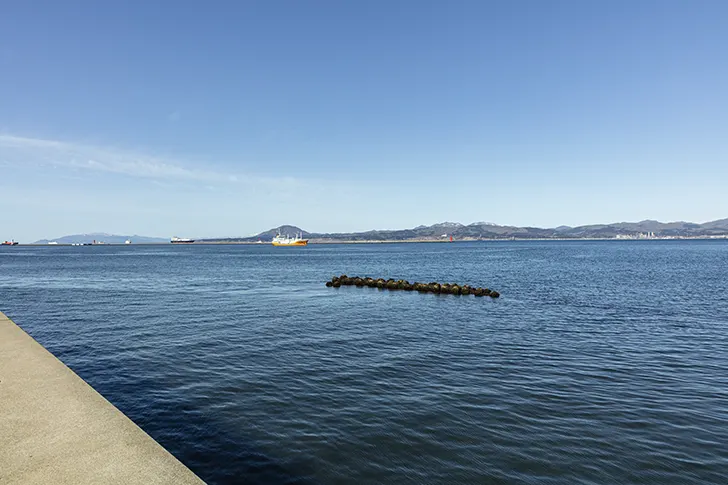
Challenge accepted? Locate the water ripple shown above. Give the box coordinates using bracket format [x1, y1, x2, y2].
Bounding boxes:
[2, 241, 728, 484]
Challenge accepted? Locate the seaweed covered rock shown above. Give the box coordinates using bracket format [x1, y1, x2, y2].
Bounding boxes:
[450, 285, 461, 295]
[325, 281, 333, 287]
[489, 291, 500, 298]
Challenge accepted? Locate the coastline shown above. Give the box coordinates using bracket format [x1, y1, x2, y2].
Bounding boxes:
[10, 236, 728, 247]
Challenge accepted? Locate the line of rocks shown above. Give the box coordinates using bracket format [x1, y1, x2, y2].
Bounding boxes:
[325, 275, 500, 298]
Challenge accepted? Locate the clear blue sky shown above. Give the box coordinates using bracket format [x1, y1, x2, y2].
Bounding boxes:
[1, 0, 727, 242]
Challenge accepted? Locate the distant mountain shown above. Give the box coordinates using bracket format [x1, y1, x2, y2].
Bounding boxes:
[247, 225, 311, 242]
[35, 233, 168, 244]
[202, 218, 728, 243]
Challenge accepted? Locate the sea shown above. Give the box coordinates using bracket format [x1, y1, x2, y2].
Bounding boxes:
[1, 241, 727, 484]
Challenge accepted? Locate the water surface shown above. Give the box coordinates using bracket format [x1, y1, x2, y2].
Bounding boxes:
[2, 241, 727, 484]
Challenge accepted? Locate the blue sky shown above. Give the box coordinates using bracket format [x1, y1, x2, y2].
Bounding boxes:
[1, 0, 727, 242]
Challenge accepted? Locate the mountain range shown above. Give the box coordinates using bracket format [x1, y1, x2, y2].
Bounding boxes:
[31, 218, 728, 244]
[34, 233, 168, 244]
[205, 218, 728, 242]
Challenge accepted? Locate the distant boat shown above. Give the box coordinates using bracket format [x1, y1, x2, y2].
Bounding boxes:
[272, 232, 308, 247]
[125, 240, 132, 245]
[48, 241, 59, 245]
[171, 236, 195, 244]
[2, 240, 19, 246]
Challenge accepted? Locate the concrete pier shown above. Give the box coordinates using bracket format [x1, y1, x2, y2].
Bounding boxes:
[0, 311, 204, 484]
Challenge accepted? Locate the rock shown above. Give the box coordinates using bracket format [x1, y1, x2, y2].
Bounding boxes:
[325, 275, 500, 299]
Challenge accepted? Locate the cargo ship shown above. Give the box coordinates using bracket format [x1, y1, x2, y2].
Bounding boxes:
[271, 232, 308, 246]
[171, 237, 195, 244]
[2, 240, 19, 246]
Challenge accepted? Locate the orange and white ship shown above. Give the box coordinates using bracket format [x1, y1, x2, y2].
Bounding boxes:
[271, 232, 308, 246]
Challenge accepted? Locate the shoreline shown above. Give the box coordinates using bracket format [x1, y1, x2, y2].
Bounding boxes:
[0, 311, 203, 484]
[9, 236, 728, 247]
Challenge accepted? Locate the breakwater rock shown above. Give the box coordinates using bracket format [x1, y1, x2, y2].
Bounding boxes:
[326, 275, 500, 298]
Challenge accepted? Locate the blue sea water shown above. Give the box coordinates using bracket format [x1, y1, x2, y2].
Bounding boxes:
[1, 241, 727, 484]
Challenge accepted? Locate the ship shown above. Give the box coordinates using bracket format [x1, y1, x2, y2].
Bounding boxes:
[271, 232, 308, 246]
[171, 236, 195, 244]
[2, 240, 19, 246]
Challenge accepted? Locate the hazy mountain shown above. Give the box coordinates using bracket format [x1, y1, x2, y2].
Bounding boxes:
[203, 218, 728, 242]
[35, 233, 168, 244]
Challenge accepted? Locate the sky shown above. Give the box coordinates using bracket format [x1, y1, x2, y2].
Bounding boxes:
[1, 0, 727, 242]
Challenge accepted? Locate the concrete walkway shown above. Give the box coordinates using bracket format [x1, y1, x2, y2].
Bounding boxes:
[0, 311, 204, 484]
